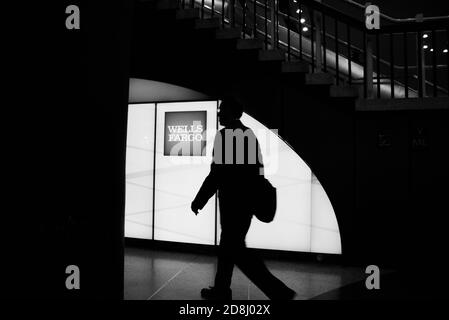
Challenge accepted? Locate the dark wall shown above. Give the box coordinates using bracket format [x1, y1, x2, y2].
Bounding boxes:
[7, 1, 132, 299]
[281, 86, 449, 268]
[281, 82, 357, 261]
[355, 108, 449, 267]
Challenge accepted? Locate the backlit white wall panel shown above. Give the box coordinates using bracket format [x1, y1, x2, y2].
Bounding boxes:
[154, 102, 218, 245]
[232, 114, 312, 252]
[125, 103, 155, 239]
[216, 114, 340, 254]
[125, 101, 341, 254]
[310, 173, 342, 254]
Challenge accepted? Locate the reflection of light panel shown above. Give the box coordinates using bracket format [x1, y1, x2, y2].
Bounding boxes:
[125, 102, 341, 254]
[154, 101, 218, 245]
[125, 103, 155, 240]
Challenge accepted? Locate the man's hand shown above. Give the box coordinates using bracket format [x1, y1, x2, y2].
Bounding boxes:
[191, 201, 200, 215]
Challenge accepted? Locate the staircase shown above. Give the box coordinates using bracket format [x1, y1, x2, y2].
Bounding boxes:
[133, 0, 449, 97]
[131, 0, 449, 265]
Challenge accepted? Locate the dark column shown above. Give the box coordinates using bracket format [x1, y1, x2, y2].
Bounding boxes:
[6, 1, 133, 299]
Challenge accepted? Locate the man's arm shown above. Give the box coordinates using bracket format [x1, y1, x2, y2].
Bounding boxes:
[191, 163, 218, 214]
[191, 132, 222, 214]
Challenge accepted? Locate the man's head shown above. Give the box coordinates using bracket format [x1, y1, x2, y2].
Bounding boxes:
[218, 96, 244, 127]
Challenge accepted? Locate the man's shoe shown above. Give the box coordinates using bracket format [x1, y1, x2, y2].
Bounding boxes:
[200, 286, 232, 300]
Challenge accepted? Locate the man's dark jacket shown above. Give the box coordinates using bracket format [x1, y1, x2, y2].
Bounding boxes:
[192, 120, 263, 220]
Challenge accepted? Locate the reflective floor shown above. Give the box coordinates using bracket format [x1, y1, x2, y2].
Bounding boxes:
[124, 246, 369, 300]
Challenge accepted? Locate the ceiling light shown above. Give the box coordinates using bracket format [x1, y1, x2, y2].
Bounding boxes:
[423, 34, 428, 39]
[302, 26, 308, 32]
[423, 45, 428, 49]
[444, 49, 448, 53]
[300, 18, 306, 23]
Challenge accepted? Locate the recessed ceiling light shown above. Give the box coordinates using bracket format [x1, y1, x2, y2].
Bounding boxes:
[423, 45, 428, 49]
[302, 27, 308, 32]
[300, 18, 306, 23]
[423, 34, 428, 38]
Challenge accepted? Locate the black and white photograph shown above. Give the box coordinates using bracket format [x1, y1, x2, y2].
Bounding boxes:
[5, 0, 449, 315]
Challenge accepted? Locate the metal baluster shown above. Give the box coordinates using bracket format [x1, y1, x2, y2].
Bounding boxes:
[417, 31, 424, 97]
[390, 33, 394, 98]
[299, 2, 303, 60]
[253, 0, 257, 38]
[335, 18, 339, 85]
[287, 1, 291, 60]
[447, 28, 449, 96]
[276, 0, 279, 48]
[347, 24, 351, 85]
[201, 0, 205, 18]
[231, 0, 236, 28]
[366, 34, 374, 98]
[314, 10, 322, 72]
[243, 0, 247, 37]
[322, 14, 327, 72]
[265, 0, 268, 49]
[403, 32, 408, 98]
[432, 29, 437, 97]
[311, 8, 315, 72]
[363, 31, 367, 98]
[376, 33, 381, 98]
[270, 0, 276, 48]
[222, 0, 225, 27]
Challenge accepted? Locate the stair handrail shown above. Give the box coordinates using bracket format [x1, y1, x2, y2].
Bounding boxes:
[262, 0, 449, 98]
[185, 0, 448, 98]
[338, 0, 449, 23]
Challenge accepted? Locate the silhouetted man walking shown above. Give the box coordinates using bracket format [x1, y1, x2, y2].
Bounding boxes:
[191, 97, 295, 300]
